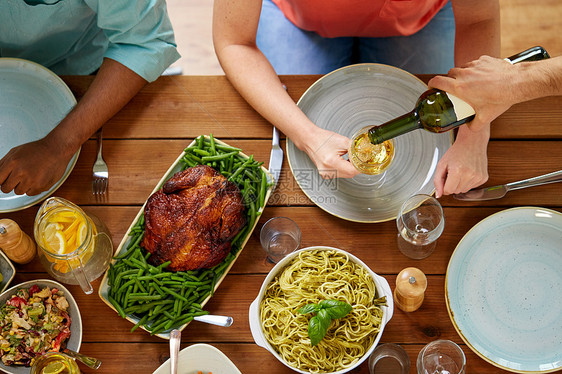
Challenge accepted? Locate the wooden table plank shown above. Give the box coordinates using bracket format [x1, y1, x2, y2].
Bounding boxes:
[62, 75, 562, 141]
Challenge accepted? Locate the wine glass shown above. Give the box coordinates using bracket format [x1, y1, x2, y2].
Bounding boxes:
[417, 340, 466, 374]
[396, 194, 444, 260]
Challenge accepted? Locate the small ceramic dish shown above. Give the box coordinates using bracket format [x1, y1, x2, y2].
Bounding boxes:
[152, 343, 241, 374]
[0, 279, 82, 374]
[0, 250, 16, 293]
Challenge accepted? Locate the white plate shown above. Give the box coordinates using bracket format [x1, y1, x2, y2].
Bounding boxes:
[0, 279, 82, 374]
[0, 58, 80, 212]
[287, 63, 452, 223]
[446, 207, 562, 373]
[152, 343, 241, 374]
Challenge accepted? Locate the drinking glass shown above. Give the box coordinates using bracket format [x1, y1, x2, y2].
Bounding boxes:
[396, 194, 444, 260]
[417, 340, 466, 374]
[369, 343, 410, 374]
[259, 217, 301, 263]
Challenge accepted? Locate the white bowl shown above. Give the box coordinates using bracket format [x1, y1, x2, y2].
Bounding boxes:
[0, 279, 82, 374]
[249, 246, 394, 374]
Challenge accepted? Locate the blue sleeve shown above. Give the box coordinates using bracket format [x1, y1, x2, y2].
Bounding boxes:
[84, 0, 181, 82]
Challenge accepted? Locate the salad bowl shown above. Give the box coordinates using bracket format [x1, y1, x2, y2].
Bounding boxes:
[0, 279, 82, 374]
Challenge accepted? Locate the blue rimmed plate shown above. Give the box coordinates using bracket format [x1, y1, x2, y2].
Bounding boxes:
[446, 207, 562, 373]
[0, 58, 80, 212]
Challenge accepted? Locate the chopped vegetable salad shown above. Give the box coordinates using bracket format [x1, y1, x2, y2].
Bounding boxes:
[0, 285, 71, 366]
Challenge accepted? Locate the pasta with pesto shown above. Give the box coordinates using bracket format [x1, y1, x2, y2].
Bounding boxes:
[259, 249, 385, 373]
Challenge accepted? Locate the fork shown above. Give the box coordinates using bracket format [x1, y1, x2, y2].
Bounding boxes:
[92, 128, 109, 196]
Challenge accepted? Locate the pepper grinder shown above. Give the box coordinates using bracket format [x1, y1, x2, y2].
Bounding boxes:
[0, 219, 37, 264]
[394, 267, 427, 312]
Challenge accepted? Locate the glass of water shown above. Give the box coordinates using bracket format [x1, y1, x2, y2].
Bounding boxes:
[260, 217, 301, 263]
[396, 194, 444, 260]
[417, 340, 466, 374]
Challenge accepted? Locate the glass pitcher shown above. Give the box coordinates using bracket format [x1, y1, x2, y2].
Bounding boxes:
[34, 197, 113, 294]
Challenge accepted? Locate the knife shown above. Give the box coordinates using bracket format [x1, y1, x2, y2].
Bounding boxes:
[268, 126, 283, 191]
[453, 170, 562, 201]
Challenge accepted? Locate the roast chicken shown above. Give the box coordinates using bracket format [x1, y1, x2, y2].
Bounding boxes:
[142, 165, 246, 271]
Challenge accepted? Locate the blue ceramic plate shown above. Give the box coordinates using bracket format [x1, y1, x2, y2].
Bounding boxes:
[446, 207, 562, 373]
[0, 58, 80, 213]
[0, 250, 16, 293]
[287, 64, 452, 223]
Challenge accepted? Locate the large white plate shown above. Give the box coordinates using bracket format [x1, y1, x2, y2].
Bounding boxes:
[446, 207, 562, 373]
[152, 343, 241, 374]
[0, 58, 80, 213]
[287, 63, 452, 223]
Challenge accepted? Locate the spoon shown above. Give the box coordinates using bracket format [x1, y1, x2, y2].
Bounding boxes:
[193, 314, 233, 327]
[170, 329, 181, 374]
[62, 348, 102, 370]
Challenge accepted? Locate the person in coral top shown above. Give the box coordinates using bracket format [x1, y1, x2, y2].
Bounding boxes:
[213, 0, 500, 198]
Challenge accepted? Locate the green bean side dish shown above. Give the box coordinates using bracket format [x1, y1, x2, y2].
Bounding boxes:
[106, 135, 269, 335]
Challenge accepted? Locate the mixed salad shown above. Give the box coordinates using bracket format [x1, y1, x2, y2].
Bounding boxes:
[0, 285, 71, 366]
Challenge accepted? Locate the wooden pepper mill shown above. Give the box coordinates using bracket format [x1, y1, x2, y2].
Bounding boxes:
[0, 219, 37, 264]
[394, 267, 427, 312]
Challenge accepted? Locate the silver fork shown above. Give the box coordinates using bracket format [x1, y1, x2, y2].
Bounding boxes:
[92, 128, 109, 196]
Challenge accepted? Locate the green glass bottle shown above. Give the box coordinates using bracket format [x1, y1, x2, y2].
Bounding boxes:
[366, 46, 550, 145]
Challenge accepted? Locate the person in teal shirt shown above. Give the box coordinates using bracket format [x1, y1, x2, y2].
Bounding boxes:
[0, 0, 180, 196]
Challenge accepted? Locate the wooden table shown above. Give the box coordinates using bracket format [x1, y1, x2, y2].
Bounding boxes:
[1, 75, 561, 373]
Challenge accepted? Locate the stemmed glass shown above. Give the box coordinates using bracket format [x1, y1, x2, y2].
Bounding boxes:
[396, 194, 444, 260]
[417, 340, 466, 374]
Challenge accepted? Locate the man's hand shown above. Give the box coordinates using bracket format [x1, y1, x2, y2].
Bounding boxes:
[0, 138, 73, 196]
[428, 56, 516, 132]
[434, 125, 490, 197]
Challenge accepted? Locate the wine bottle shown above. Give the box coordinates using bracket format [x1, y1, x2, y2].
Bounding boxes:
[365, 46, 550, 145]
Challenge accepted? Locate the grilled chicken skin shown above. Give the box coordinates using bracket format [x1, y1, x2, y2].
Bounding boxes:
[142, 165, 246, 271]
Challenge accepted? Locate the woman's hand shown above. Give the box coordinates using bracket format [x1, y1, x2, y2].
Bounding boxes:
[301, 127, 360, 179]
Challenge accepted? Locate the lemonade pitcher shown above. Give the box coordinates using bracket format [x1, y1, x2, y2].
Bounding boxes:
[34, 197, 113, 294]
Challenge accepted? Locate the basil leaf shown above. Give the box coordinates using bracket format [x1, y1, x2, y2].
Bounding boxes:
[308, 315, 328, 346]
[320, 299, 353, 319]
[298, 303, 320, 315]
[317, 309, 332, 331]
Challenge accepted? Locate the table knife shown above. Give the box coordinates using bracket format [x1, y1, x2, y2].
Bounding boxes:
[453, 170, 562, 201]
[268, 126, 283, 191]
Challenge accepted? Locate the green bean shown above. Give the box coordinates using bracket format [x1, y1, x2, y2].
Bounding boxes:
[130, 315, 148, 333]
[160, 286, 189, 302]
[201, 151, 238, 163]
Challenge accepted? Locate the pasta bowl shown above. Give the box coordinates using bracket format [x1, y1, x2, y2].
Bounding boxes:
[249, 246, 393, 374]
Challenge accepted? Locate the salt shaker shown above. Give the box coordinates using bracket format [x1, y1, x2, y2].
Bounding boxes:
[0, 219, 37, 264]
[394, 267, 427, 312]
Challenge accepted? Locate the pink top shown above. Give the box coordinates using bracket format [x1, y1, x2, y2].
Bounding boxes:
[271, 0, 449, 38]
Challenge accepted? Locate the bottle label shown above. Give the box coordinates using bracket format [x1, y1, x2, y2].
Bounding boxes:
[447, 93, 475, 120]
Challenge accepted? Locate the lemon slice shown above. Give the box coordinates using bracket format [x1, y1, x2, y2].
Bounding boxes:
[45, 231, 66, 254]
[77, 222, 88, 245]
[41, 361, 66, 374]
